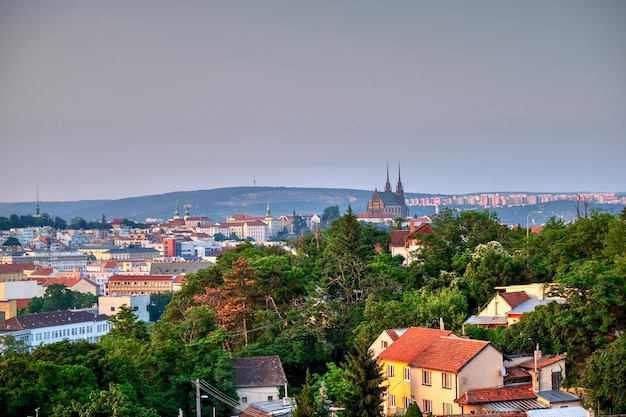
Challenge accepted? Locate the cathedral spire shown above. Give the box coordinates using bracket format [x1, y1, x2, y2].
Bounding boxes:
[384, 162, 391, 192]
[396, 163, 404, 194]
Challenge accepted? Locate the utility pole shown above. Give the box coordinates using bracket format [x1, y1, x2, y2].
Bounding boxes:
[196, 378, 201, 417]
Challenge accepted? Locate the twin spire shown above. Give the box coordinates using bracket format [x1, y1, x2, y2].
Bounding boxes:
[385, 162, 404, 196]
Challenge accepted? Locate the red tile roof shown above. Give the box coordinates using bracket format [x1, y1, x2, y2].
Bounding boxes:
[518, 354, 564, 370]
[390, 230, 411, 247]
[456, 384, 535, 405]
[387, 329, 403, 341]
[109, 275, 174, 281]
[0, 263, 35, 274]
[377, 327, 453, 363]
[409, 337, 491, 373]
[501, 291, 531, 309]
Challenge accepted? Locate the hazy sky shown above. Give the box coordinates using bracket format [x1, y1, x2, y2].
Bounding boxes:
[1, 1, 625, 202]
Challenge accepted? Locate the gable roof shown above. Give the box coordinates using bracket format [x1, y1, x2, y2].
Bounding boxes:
[456, 384, 536, 404]
[409, 336, 492, 373]
[377, 327, 453, 363]
[518, 355, 564, 370]
[501, 291, 531, 309]
[231, 355, 287, 388]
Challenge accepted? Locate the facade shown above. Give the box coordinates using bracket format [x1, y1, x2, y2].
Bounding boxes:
[231, 355, 288, 408]
[105, 274, 175, 296]
[366, 164, 409, 218]
[0, 310, 111, 351]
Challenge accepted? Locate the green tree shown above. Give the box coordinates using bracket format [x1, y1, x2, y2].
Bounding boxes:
[107, 305, 150, 342]
[582, 335, 626, 413]
[341, 342, 384, 417]
[2, 237, 21, 247]
[293, 369, 322, 417]
[405, 402, 423, 417]
[321, 205, 340, 229]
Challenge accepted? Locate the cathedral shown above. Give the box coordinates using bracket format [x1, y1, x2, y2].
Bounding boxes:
[366, 164, 409, 218]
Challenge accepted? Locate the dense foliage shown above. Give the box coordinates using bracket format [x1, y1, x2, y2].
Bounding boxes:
[1, 206, 625, 415]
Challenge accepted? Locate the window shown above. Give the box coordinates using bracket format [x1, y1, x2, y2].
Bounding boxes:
[110, 306, 115, 312]
[387, 365, 395, 378]
[241, 397, 247, 404]
[404, 367, 411, 381]
[442, 372, 452, 389]
[422, 399, 432, 414]
[389, 394, 396, 408]
[403, 397, 412, 409]
[267, 396, 273, 401]
[443, 403, 454, 415]
[381, 340, 388, 349]
[422, 370, 431, 385]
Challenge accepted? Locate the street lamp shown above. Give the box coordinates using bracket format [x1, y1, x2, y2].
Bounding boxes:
[526, 211, 543, 267]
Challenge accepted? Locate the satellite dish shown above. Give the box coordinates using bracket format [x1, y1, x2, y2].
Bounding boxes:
[501, 367, 507, 377]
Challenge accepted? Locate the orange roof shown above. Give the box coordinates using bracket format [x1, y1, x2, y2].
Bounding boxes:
[518, 354, 564, 370]
[409, 336, 491, 373]
[377, 327, 453, 363]
[30, 267, 54, 277]
[43, 277, 80, 287]
[0, 263, 36, 274]
[501, 291, 530, 309]
[456, 384, 535, 405]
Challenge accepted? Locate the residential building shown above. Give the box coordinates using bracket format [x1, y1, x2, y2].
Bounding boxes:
[375, 327, 504, 416]
[464, 284, 566, 328]
[388, 220, 434, 265]
[105, 274, 176, 296]
[0, 263, 36, 283]
[231, 355, 288, 408]
[98, 295, 150, 322]
[0, 310, 110, 351]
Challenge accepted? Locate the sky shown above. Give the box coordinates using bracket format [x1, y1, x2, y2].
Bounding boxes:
[1, 1, 625, 202]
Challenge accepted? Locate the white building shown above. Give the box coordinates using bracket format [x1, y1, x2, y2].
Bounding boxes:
[0, 310, 111, 351]
[98, 295, 150, 322]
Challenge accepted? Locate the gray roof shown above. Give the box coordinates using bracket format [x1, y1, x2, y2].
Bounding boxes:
[509, 298, 567, 314]
[232, 355, 287, 388]
[150, 261, 213, 275]
[464, 315, 508, 325]
[527, 406, 587, 417]
[483, 399, 547, 412]
[536, 390, 580, 404]
[0, 310, 109, 331]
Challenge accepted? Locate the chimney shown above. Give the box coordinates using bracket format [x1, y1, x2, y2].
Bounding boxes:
[439, 317, 445, 330]
[410, 218, 415, 233]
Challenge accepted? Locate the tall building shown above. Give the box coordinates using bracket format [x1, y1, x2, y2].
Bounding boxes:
[366, 164, 409, 218]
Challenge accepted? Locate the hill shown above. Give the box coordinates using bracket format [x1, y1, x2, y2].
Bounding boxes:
[1, 187, 624, 226]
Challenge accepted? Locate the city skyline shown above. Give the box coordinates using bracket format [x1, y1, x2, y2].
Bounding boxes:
[1, 1, 625, 202]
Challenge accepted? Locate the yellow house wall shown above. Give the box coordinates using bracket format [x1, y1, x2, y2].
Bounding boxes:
[477, 293, 510, 317]
[411, 368, 459, 415]
[381, 360, 412, 415]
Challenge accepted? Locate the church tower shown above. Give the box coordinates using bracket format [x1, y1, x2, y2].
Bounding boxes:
[395, 163, 405, 204]
[384, 162, 392, 193]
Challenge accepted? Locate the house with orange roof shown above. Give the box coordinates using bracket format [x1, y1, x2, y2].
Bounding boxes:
[465, 284, 566, 328]
[375, 326, 504, 416]
[43, 276, 98, 295]
[388, 220, 434, 265]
